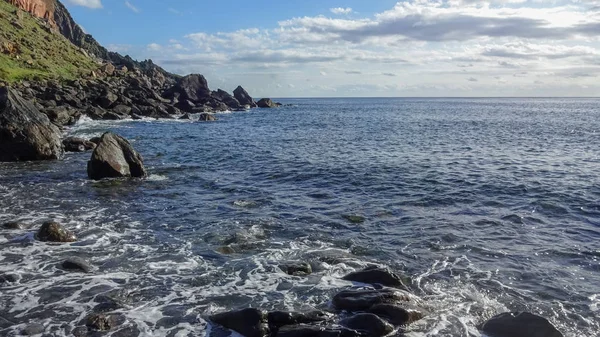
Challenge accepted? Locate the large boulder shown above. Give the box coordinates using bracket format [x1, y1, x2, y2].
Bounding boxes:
[366, 304, 424, 326]
[212, 89, 241, 109]
[332, 288, 413, 312]
[87, 132, 147, 180]
[0, 87, 63, 161]
[233, 86, 257, 108]
[257, 98, 279, 108]
[198, 113, 217, 122]
[37, 221, 77, 243]
[210, 308, 269, 337]
[341, 313, 394, 337]
[165, 74, 210, 103]
[479, 312, 563, 337]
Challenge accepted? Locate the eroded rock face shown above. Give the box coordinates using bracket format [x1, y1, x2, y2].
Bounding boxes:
[0, 87, 63, 161]
[87, 132, 147, 180]
[36, 221, 76, 242]
[234, 86, 257, 108]
[212, 89, 241, 109]
[479, 312, 564, 337]
[7, 0, 55, 26]
[210, 308, 269, 337]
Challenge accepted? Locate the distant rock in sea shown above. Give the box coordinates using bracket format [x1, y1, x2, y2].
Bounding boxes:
[87, 132, 147, 180]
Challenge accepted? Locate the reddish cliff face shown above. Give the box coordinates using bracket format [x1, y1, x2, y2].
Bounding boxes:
[7, 0, 56, 26]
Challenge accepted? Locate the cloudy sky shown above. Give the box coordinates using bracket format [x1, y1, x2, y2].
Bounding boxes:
[65, 0, 600, 97]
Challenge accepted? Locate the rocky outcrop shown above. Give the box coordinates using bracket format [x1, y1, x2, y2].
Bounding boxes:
[233, 85, 257, 108]
[0, 86, 63, 161]
[332, 288, 412, 311]
[62, 257, 91, 273]
[87, 132, 147, 180]
[165, 74, 210, 103]
[198, 113, 217, 122]
[212, 89, 241, 109]
[279, 261, 312, 276]
[479, 312, 564, 337]
[341, 313, 394, 337]
[36, 221, 76, 242]
[257, 98, 280, 108]
[7, 0, 54, 25]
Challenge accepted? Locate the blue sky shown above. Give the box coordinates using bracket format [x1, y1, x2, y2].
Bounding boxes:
[64, 0, 600, 97]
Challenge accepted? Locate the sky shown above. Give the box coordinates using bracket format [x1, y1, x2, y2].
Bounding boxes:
[63, 0, 600, 97]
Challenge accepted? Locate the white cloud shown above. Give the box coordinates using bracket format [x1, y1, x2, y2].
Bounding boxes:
[125, 1, 140, 13]
[147, 43, 162, 51]
[65, 0, 102, 9]
[330, 7, 353, 15]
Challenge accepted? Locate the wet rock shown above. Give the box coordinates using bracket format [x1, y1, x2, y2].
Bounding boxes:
[332, 288, 412, 312]
[63, 137, 97, 152]
[93, 295, 126, 313]
[37, 221, 77, 243]
[268, 311, 332, 331]
[342, 267, 408, 290]
[341, 314, 394, 337]
[87, 132, 147, 180]
[179, 113, 193, 120]
[342, 215, 365, 224]
[21, 323, 45, 335]
[257, 98, 279, 108]
[276, 325, 362, 337]
[234, 85, 257, 108]
[62, 257, 91, 273]
[366, 304, 423, 326]
[89, 136, 101, 145]
[2, 221, 26, 229]
[210, 308, 269, 337]
[0, 273, 18, 284]
[279, 261, 312, 276]
[0, 87, 63, 161]
[86, 313, 114, 331]
[198, 113, 217, 122]
[479, 312, 564, 337]
[216, 246, 235, 255]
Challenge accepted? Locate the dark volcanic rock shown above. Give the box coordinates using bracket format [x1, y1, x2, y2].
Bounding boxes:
[479, 312, 564, 337]
[2, 221, 26, 229]
[212, 89, 241, 109]
[341, 314, 394, 337]
[234, 85, 257, 108]
[87, 132, 147, 180]
[268, 311, 331, 331]
[279, 261, 312, 276]
[366, 304, 423, 326]
[210, 308, 269, 337]
[198, 113, 217, 122]
[62, 257, 91, 273]
[179, 113, 193, 120]
[0, 87, 63, 161]
[276, 325, 362, 337]
[342, 267, 408, 290]
[37, 221, 76, 243]
[332, 288, 412, 312]
[63, 137, 96, 152]
[257, 98, 278, 108]
[166, 74, 210, 103]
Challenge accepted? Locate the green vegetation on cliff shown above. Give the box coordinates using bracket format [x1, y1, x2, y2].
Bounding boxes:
[0, 0, 96, 83]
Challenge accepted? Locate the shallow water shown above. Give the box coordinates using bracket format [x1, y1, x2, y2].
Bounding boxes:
[1, 98, 599, 336]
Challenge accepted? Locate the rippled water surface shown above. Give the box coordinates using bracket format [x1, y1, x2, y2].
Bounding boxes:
[1, 98, 600, 336]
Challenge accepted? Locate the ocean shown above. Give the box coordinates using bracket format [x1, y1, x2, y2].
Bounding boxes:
[1, 97, 599, 336]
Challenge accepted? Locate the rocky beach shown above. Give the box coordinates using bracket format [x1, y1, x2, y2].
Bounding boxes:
[1, 1, 598, 337]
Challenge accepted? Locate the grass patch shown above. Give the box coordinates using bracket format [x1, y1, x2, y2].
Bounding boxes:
[0, 1, 97, 83]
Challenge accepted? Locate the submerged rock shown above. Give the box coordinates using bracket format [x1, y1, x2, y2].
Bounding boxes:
[276, 325, 362, 337]
[342, 267, 408, 290]
[341, 313, 394, 337]
[62, 257, 91, 273]
[210, 308, 269, 337]
[87, 132, 147, 180]
[63, 137, 97, 152]
[342, 215, 365, 224]
[2, 221, 26, 229]
[366, 304, 423, 326]
[234, 86, 257, 108]
[479, 312, 564, 337]
[36, 221, 76, 243]
[86, 313, 114, 331]
[0, 87, 63, 161]
[332, 288, 412, 312]
[198, 113, 217, 122]
[0, 273, 18, 284]
[279, 261, 312, 276]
